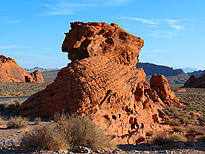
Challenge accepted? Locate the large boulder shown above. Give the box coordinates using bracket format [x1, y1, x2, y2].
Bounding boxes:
[30, 70, 45, 83]
[20, 22, 179, 144]
[0, 55, 44, 83]
[184, 73, 205, 88]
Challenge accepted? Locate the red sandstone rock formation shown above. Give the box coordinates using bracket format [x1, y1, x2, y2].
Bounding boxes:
[20, 22, 180, 144]
[0, 55, 44, 83]
[184, 73, 205, 88]
[30, 70, 45, 83]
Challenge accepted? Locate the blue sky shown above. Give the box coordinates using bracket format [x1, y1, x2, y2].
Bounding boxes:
[0, 0, 205, 71]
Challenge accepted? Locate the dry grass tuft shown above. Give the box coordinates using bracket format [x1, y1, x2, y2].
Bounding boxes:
[21, 114, 115, 151]
[34, 117, 41, 125]
[170, 134, 187, 142]
[7, 116, 29, 129]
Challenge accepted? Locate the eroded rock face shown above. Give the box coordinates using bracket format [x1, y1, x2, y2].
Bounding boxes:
[20, 22, 179, 144]
[184, 74, 205, 88]
[0, 55, 44, 83]
[30, 70, 45, 83]
[150, 74, 180, 107]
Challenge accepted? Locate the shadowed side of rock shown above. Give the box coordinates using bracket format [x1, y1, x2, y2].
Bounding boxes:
[183, 73, 205, 88]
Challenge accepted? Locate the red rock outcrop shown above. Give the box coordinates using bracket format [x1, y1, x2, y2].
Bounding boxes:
[0, 55, 44, 83]
[183, 73, 205, 88]
[20, 22, 180, 144]
[30, 70, 45, 83]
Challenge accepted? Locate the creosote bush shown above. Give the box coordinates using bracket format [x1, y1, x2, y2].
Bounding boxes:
[7, 116, 29, 129]
[169, 134, 187, 142]
[21, 114, 115, 151]
[173, 127, 185, 132]
[151, 136, 170, 145]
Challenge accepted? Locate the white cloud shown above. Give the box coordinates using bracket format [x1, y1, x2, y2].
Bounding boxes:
[40, 1, 129, 16]
[2, 18, 20, 24]
[148, 31, 175, 38]
[0, 45, 30, 49]
[123, 17, 159, 25]
[163, 19, 181, 25]
[170, 25, 186, 30]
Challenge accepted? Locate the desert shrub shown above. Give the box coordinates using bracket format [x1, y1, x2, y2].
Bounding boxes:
[168, 119, 182, 126]
[201, 137, 205, 142]
[173, 127, 185, 132]
[152, 136, 170, 145]
[189, 127, 197, 133]
[20, 123, 68, 151]
[196, 130, 204, 135]
[53, 112, 68, 123]
[170, 134, 187, 142]
[34, 117, 41, 125]
[146, 131, 154, 136]
[21, 115, 114, 151]
[7, 116, 28, 129]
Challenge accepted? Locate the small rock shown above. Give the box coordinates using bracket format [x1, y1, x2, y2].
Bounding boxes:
[0, 139, 15, 149]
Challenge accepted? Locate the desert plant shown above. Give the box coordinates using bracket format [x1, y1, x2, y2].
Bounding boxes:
[152, 136, 170, 145]
[196, 130, 204, 135]
[169, 134, 187, 142]
[20, 115, 115, 151]
[146, 131, 154, 136]
[168, 119, 182, 126]
[53, 111, 68, 123]
[7, 116, 29, 129]
[173, 127, 185, 132]
[201, 137, 205, 142]
[189, 127, 197, 133]
[20, 123, 68, 151]
[34, 117, 41, 125]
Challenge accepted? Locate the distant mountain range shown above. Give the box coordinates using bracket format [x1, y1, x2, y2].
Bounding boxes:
[24, 67, 60, 73]
[136, 62, 204, 85]
[24, 63, 204, 85]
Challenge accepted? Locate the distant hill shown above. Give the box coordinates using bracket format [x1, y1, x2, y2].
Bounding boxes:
[136, 62, 186, 76]
[136, 62, 189, 84]
[187, 70, 205, 78]
[181, 67, 199, 73]
[24, 67, 60, 73]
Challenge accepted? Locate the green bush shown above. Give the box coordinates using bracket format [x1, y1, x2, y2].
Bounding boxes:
[7, 116, 28, 129]
[170, 134, 187, 142]
[21, 115, 115, 151]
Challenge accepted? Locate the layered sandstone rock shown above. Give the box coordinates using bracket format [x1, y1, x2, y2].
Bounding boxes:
[20, 22, 179, 144]
[0, 55, 44, 83]
[30, 70, 45, 83]
[184, 73, 205, 88]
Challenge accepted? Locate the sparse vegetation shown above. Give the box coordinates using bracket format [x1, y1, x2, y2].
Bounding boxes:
[146, 131, 154, 136]
[21, 114, 115, 151]
[151, 136, 170, 145]
[169, 134, 187, 142]
[7, 116, 29, 129]
[173, 127, 185, 132]
[34, 117, 41, 125]
[0, 82, 48, 97]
